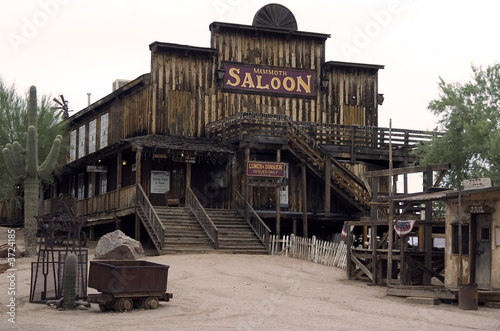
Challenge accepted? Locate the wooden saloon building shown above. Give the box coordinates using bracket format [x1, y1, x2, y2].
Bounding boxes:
[43, 4, 433, 254]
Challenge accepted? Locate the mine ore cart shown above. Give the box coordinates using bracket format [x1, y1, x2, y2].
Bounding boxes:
[86, 260, 173, 312]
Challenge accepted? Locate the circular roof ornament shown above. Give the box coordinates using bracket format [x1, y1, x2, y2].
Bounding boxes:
[252, 4, 298, 31]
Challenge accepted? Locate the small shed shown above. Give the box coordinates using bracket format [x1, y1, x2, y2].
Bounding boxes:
[444, 185, 500, 294]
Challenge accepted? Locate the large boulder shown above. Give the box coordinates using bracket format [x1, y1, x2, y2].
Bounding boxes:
[94, 230, 145, 260]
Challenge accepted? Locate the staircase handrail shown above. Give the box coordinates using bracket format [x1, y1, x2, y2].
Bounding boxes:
[136, 184, 165, 252]
[233, 189, 271, 249]
[186, 187, 219, 248]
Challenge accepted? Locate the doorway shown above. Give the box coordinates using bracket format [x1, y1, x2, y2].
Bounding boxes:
[472, 213, 491, 290]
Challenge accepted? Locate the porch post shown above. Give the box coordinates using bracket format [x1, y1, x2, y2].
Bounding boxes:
[117, 150, 123, 208]
[324, 157, 331, 217]
[244, 148, 250, 220]
[275, 149, 281, 238]
[302, 164, 308, 238]
[135, 146, 142, 186]
[185, 162, 192, 202]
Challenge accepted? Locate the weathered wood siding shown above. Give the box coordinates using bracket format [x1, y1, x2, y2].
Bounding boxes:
[150, 46, 215, 137]
[211, 26, 327, 123]
[327, 64, 379, 127]
[108, 85, 151, 143]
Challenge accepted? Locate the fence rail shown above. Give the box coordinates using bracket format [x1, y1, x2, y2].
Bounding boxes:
[269, 234, 348, 269]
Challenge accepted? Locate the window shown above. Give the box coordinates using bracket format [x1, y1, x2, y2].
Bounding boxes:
[87, 180, 93, 199]
[69, 130, 76, 161]
[100, 113, 109, 149]
[452, 223, 469, 255]
[99, 172, 107, 195]
[89, 119, 96, 154]
[78, 125, 86, 159]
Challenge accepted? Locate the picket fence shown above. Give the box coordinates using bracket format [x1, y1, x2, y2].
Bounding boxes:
[269, 234, 348, 269]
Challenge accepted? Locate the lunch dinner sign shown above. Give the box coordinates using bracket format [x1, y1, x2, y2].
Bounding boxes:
[247, 161, 286, 178]
[223, 63, 316, 97]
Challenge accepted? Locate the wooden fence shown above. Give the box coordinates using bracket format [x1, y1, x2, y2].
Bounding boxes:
[269, 234, 348, 269]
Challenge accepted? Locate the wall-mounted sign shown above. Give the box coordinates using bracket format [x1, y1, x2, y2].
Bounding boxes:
[151, 171, 170, 194]
[223, 63, 316, 97]
[463, 178, 492, 190]
[247, 161, 285, 178]
[86, 165, 108, 173]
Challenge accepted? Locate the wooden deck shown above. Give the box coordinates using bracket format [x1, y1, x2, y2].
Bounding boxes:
[206, 112, 440, 164]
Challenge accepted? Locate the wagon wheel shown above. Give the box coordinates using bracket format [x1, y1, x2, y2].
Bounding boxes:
[114, 298, 133, 312]
[142, 296, 160, 310]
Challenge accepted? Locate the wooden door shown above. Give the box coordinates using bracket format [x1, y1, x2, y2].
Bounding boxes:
[475, 213, 491, 289]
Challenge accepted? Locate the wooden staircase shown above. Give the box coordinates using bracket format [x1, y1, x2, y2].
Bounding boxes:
[153, 206, 267, 254]
[155, 206, 215, 254]
[286, 119, 371, 213]
[205, 208, 268, 254]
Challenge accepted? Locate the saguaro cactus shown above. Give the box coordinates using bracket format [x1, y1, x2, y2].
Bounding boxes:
[2, 86, 62, 256]
[62, 253, 77, 310]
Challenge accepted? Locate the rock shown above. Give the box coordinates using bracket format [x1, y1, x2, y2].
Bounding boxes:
[94, 230, 145, 260]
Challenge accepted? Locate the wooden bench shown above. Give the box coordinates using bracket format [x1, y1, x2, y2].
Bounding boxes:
[165, 192, 180, 207]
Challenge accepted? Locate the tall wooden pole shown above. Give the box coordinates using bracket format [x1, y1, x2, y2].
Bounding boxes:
[387, 119, 394, 285]
[302, 164, 308, 238]
[275, 149, 281, 238]
[324, 158, 331, 217]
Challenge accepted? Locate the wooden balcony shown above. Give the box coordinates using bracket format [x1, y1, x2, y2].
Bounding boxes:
[43, 185, 137, 222]
[206, 112, 441, 164]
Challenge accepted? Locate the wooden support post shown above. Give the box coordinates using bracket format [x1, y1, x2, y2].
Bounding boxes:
[89, 225, 95, 241]
[135, 146, 142, 185]
[371, 225, 378, 284]
[185, 163, 192, 203]
[244, 148, 250, 220]
[424, 165, 433, 285]
[400, 235, 406, 284]
[301, 164, 308, 238]
[324, 157, 331, 217]
[363, 226, 368, 248]
[292, 218, 297, 235]
[117, 151, 123, 208]
[346, 228, 353, 280]
[275, 149, 281, 239]
[90, 167, 96, 198]
[370, 177, 379, 220]
[135, 213, 140, 240]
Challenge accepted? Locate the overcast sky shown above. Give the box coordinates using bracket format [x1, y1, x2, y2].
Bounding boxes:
[1, 0, 499, 132]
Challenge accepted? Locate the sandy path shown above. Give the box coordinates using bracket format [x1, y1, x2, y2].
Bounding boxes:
[1, 228, 499, 331]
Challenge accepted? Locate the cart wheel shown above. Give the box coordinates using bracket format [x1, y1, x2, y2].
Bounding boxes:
[115, 298, 133, 312]
[143, 296, 159, 310]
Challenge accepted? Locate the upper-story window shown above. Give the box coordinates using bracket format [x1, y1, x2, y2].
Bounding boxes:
[78, 125, 86, 159]
[100, 113, 109, 149]
[89, 119, 97, 154]
[69, 130, 76, 162]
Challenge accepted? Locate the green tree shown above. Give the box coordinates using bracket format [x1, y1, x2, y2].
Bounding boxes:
[0, 80, 66, 256]
[415, 63, 500, 188]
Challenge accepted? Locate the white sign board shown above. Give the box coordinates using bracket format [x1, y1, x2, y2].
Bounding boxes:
[151, 171, 170, 194]
[463, 178, 492, 190]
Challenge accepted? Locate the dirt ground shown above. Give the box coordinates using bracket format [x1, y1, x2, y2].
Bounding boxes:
[1, 227, 499, 331]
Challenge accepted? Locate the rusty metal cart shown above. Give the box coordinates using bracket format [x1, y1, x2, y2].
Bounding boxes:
[86, 260, 173, 312]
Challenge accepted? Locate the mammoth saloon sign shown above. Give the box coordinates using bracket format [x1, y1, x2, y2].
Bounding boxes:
[222, 63, 316, 97]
